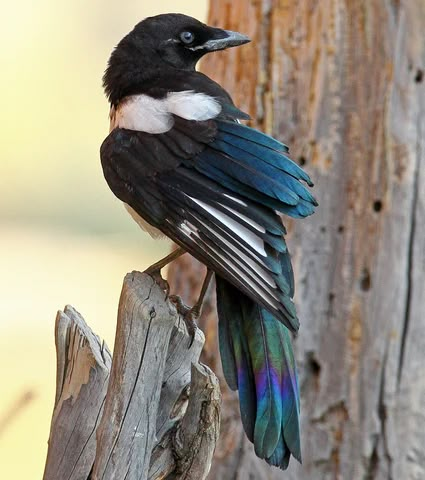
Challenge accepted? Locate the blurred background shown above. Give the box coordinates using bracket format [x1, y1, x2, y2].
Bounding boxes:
[0, 1, 206, 478]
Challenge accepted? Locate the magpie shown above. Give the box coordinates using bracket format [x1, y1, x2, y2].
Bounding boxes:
[101, 13, 317, 470]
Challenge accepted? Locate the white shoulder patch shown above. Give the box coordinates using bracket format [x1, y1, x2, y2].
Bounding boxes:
[166, 91, 222, 121]
[111, 95, 173, 134]
[109, 91, 221, 134]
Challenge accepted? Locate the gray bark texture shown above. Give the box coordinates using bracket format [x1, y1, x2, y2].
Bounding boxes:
[167, 1, 425, 479]
[43, 272, 220, 480]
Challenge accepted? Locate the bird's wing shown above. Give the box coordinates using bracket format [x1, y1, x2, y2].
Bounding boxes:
[101, 107, 316, 332]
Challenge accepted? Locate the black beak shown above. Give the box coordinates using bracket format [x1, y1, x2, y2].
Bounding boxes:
[192, 29, 251, 52]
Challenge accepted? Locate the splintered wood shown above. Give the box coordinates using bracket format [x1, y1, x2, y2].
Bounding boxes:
[43, 272, 220, 480]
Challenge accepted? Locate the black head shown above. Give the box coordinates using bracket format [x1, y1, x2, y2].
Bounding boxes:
[103, 13, 250, 104]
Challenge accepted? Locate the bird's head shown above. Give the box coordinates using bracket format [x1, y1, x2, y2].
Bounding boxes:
[103, 13, 250, 104]
[136, 13, 251, 68]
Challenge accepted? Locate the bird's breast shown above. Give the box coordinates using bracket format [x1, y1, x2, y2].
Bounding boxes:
[124, 203, 167, 239]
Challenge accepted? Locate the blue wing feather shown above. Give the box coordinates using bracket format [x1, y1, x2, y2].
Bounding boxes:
[216, 120, 289, 152]
[189, 120, 317, 219]
[211, 138, 317, 204]
[216, 122, 313, 188]
[197, 149, 301, 205]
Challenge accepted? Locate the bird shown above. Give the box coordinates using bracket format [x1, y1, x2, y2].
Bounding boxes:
[100, 13, 317, 470]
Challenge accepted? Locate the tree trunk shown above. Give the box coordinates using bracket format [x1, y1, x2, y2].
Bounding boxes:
[167, 1, 425, 478]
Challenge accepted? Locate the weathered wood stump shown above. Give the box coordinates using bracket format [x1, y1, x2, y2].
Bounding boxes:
[43, 272, 220, 480]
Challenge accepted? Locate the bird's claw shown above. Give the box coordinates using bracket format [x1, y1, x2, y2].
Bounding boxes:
[145, 269, 170, 296]
[168, 295, 191, 315]
[169, 295, 199, 348]
[183, 310, 198, 348]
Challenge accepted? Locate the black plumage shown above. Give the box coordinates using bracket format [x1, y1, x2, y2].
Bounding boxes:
[100, 13, 317, 469]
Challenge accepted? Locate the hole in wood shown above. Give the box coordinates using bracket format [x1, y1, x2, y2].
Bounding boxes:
[360, 268, 371, 291]
[415, 69, 423, 83]
[338, 225, 345, 234]
[306, 352, 321, 376]
[299, 156, 306, 166]
[373, 200, 383, 212]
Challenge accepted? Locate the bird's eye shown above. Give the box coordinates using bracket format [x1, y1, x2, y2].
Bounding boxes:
[180, 31, 195, 44]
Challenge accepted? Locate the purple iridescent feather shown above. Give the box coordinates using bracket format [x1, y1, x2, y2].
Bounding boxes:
[217, 276, 301, 469]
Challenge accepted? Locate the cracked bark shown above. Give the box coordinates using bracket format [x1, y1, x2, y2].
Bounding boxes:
[43, 273, 220, 480]
[167, 1, 425, 479]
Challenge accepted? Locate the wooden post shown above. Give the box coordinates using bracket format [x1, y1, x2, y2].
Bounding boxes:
[168, 1, 425, 479]
[43, 305, 112, 480]
[43, 272, 220, 480]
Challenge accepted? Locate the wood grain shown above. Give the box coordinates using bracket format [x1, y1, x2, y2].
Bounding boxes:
[44, 273, 220, 480]
[43, 306, 112, 480]
[168, 1, 425, 478]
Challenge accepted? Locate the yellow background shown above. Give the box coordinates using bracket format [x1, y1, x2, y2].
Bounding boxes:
[0, 1, 207, 478]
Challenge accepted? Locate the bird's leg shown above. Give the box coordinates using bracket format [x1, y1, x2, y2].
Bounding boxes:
[170, 269, 214, 347]
[144, 247, 186, 294]
[191, 268, 214, 318]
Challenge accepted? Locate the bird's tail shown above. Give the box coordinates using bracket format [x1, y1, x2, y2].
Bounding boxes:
[216, 276, 301, 469]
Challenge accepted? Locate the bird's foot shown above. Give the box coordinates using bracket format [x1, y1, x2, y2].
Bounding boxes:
[145, 269, 170, 296]
[168, 295, 191, 315]
[169, 295, 199, 348]
[182, 310, 198, 348]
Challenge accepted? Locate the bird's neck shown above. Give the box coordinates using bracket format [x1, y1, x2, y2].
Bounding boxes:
[104, 40, 199, 106]
[104, 51, 160, 105]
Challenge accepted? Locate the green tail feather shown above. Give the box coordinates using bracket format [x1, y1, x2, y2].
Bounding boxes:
[217, 276, 301, 469]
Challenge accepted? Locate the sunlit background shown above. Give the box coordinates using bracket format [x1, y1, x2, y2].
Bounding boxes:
[0, 1, 207, 478]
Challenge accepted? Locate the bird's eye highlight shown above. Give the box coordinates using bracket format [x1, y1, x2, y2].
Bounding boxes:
[180, 31, 195, 44]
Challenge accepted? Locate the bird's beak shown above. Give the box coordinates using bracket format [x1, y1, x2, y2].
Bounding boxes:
[200, 29, 251, 52]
